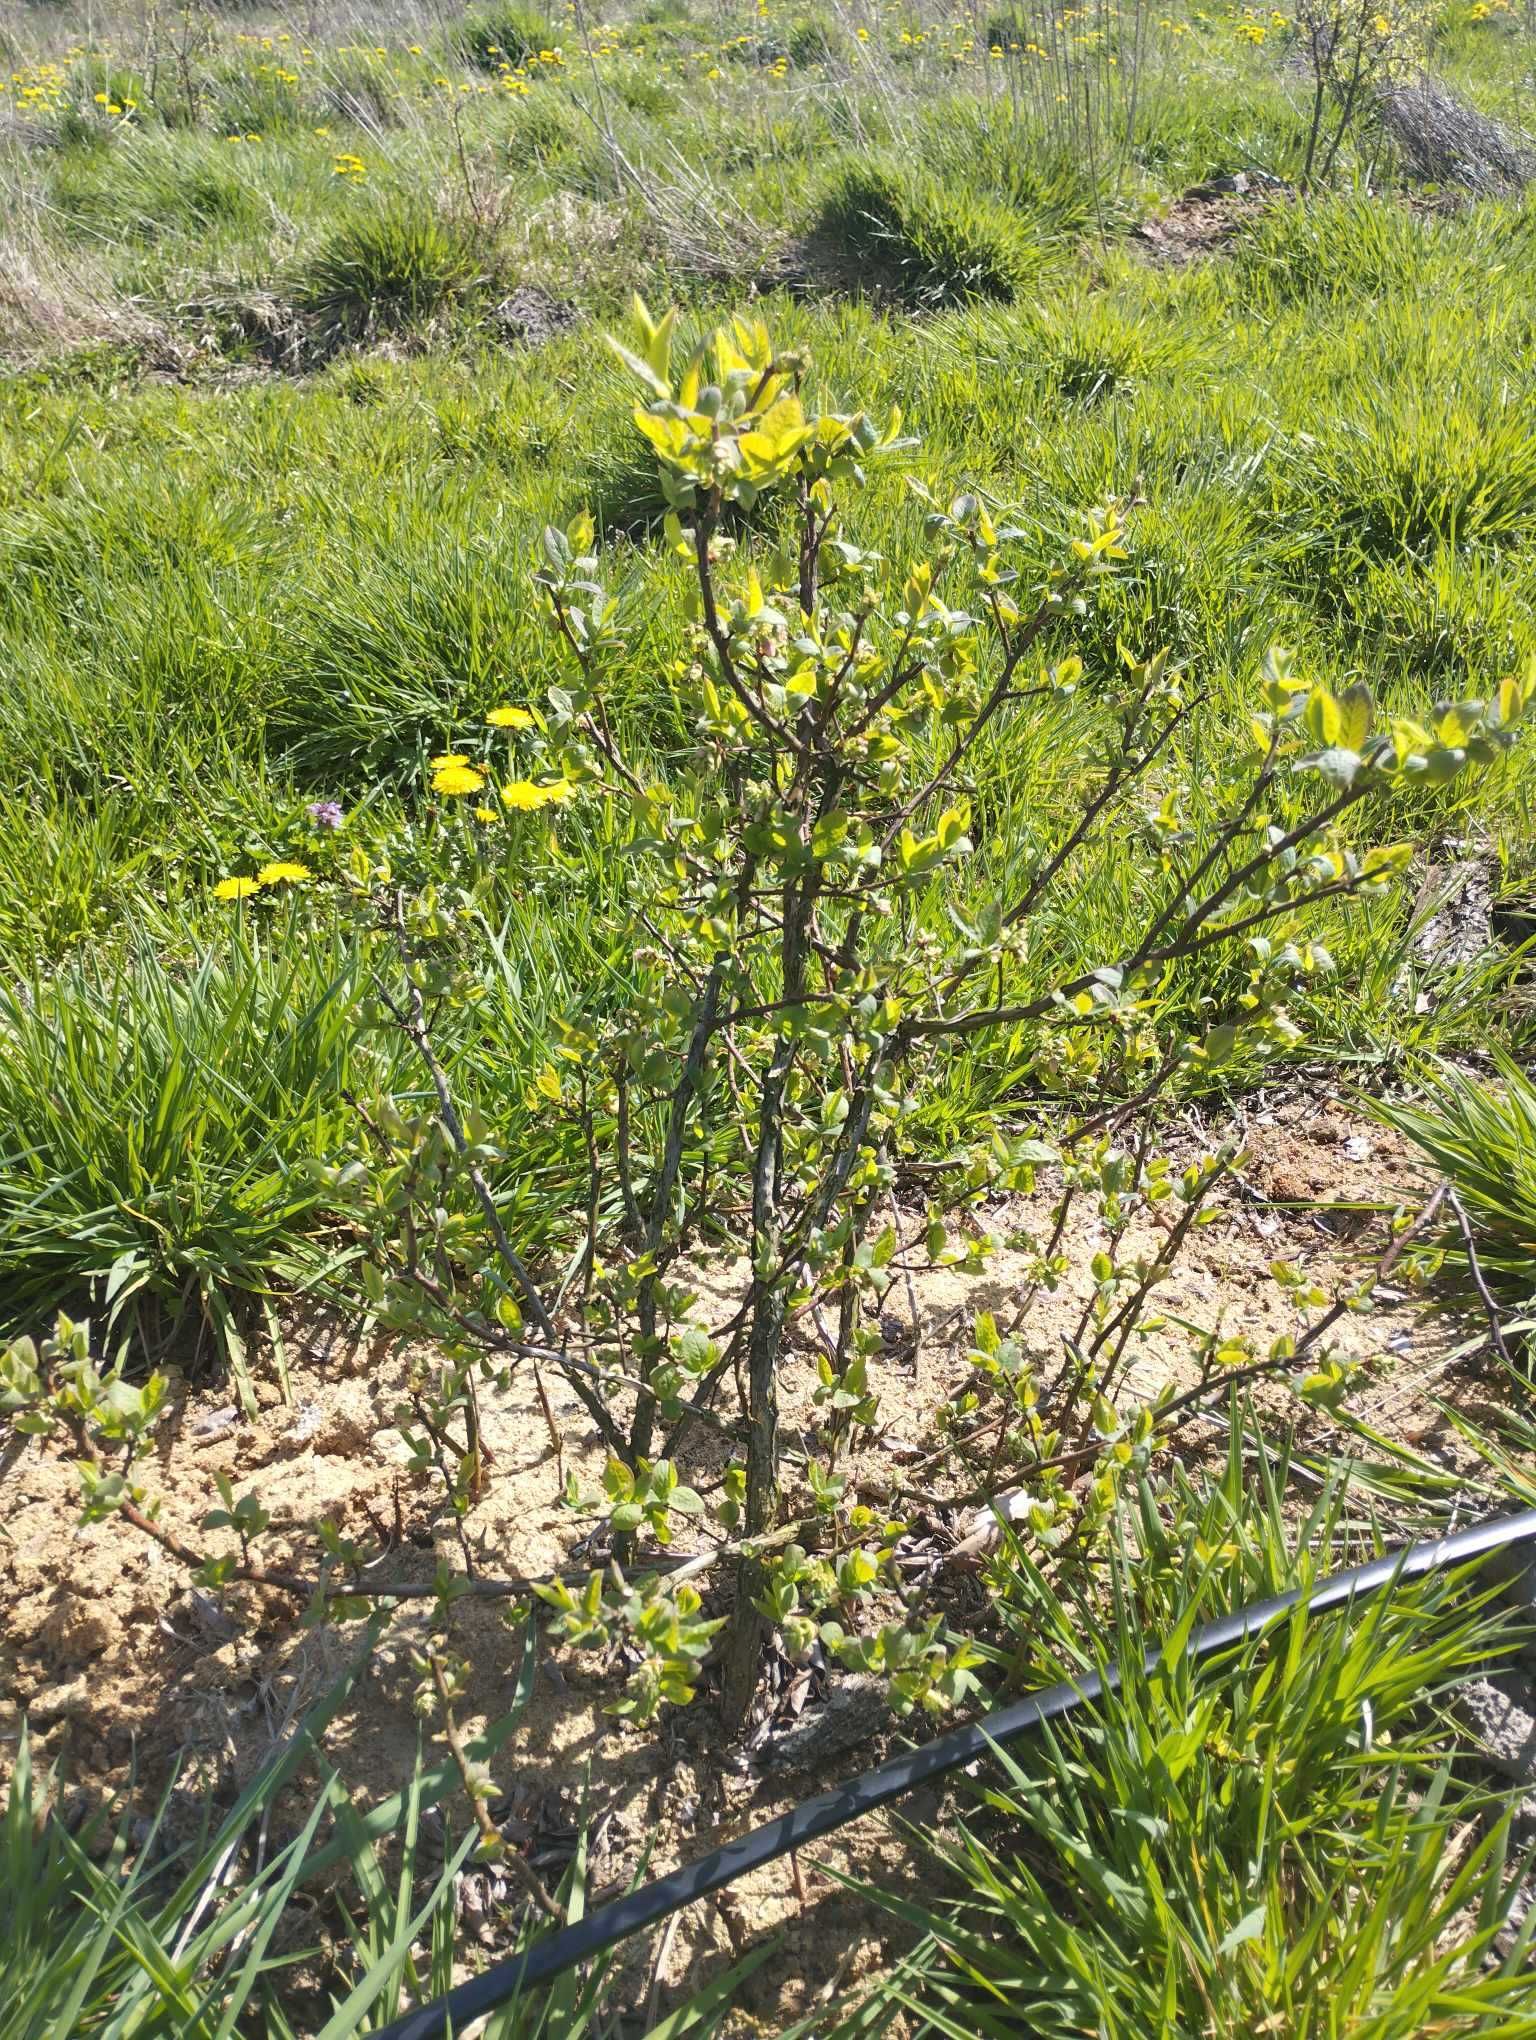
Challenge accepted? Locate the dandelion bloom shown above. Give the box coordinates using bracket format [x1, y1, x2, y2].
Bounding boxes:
[214, 875, 263, 900]
[486, 705, 535, 728]
[257, 859, 312, 885]
[433, 760, 487, 796]
[501, 779, 557, 810]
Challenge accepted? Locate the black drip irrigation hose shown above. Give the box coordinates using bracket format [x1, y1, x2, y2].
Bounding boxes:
[373, 1505, 1536, 2040]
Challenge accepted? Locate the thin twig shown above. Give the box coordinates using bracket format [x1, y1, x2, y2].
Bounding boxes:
[1445, 1185, 1514, 1368]
[429, 1650, 563, 1922]
[379, 896, 624, 1455]
[911, 1181, 1452, 1507]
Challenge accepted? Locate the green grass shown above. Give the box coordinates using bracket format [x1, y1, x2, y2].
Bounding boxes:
[1374, 1050, 1536, 1309]
[1, 158, 1535, 1329]
[830, 1433, 1536, 2036]
[816, 155, 1050, 307]
[459, 6, 554, 69]
[0, 925, 407, 1391]
[296, 204, 492, 350]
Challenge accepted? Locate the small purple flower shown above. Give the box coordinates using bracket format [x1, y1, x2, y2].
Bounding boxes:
[307, 800, 345, 831]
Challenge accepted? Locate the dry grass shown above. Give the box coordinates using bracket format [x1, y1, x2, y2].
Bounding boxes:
[0, 234, 154, 362]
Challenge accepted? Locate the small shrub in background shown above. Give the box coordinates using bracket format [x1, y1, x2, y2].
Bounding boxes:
[1293, 0, 1427, 184]
[818, 155, 1041, 307]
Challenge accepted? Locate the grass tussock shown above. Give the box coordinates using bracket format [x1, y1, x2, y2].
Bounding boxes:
[817, 155, 1046, 307]
[295, 203, 490, 346]
[833, 1450, 1536, 2034]
[459, 6, 553, 70]
[0, 931, 397, 1375]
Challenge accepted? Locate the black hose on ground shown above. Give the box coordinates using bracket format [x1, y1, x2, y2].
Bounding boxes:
[373, 1505, 1536, 2040]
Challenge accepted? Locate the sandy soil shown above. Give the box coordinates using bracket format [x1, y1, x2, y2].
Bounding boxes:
[0, 1088, 1496, 2027]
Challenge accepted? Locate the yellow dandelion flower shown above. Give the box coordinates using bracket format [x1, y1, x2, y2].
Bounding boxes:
[256, 859, 312, 885]
[433, 760, 487, 795]
[473, 805, 500, 823]
[501, 778, 552, 810]
[486, 705, 535, 728]
[430, 751, 468, 767]
[214, 875, 263, 900]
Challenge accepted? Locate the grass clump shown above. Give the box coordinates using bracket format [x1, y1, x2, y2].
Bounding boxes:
[1375, 1050, 1536, 1308]
[818, 155, 1042, 308]
[50, 140, 265, 242]
[838, 1451, 1536, 2035]
[458, 6, 551, 70]
[1290, 392, 1536, 563]
[504, 90, 582, 169]
[0, 930, 396, 1392]
[205, 57, 307, 138]
[295, 205, 487, 348]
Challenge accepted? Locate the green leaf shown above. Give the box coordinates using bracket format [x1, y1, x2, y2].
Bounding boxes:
[1304, 688, 1341, 746]
[607, 333, 670, 402]
[1310, 745, 1362, 787]
[1337, 680, 1373, 750]
[1216, 1905, 1267, 1958]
